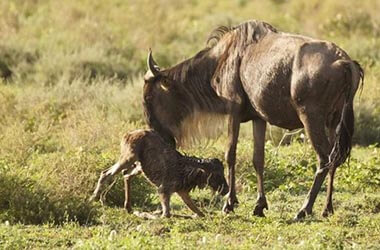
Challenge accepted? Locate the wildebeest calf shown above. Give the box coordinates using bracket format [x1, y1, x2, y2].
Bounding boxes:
[90, 129, 228, 217]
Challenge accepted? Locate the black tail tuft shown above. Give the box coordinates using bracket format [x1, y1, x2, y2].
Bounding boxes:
[328, 102, 354, 167]
[328, 60, 364, 168]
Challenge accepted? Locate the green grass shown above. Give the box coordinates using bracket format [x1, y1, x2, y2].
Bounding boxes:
[1, 0, 380, 248]
[1, 190, 380, 249]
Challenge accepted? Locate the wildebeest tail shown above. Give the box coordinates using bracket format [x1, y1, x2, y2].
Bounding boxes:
[328, 60, 364, 168]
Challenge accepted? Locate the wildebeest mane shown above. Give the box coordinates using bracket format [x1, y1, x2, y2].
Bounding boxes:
[206, 25, 232, 47]
[207, 20, 277, 48]
[162, 20, 277, 98]
[163, 49, 220, 109]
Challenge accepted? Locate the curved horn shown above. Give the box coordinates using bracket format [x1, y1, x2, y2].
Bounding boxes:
[147, 49, 160, 77]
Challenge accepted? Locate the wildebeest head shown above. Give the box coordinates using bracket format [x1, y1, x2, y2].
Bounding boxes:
[143, 49, 227, 147]
[143, 50, 186, 147]
[198, 158, 229, 196]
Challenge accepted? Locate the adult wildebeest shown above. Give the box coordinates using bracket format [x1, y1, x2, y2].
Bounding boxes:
[90, 129, 228, 218]
[143, 20, 364, 219]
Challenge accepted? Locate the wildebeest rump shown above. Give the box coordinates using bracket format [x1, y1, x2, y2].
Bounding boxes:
[142, 20, 364, 219]
[90, 129, 228, 217]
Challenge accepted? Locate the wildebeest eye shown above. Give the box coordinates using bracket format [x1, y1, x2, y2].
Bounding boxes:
[160, 83, 169, 91]
[156, 77, 171, 91]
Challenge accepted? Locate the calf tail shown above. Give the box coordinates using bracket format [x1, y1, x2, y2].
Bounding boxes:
[328, 60, 364, 168]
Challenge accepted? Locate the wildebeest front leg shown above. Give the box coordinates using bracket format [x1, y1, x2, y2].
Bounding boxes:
[252, 119, 268, 217]
[177, 191, 205, 217]
[223, 115, 240, 213]
[122, 163, 142, 213]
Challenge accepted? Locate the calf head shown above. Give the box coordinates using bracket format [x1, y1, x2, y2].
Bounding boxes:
[199, 158, 229, 196]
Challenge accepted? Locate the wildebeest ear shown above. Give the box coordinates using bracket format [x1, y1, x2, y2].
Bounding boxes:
[147, 49, 161, 78]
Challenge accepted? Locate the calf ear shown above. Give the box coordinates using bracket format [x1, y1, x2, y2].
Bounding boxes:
[186, 168, 205, 184]
[199, 162, 220, 172]
[198, 162, 211, 170]
[193, 168, 205, 177]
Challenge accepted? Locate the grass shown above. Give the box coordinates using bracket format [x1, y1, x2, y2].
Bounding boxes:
[1, 0, 380, 248]
[1, 190, 379, 249]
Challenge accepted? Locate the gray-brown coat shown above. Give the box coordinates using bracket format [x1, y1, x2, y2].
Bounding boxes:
[143, 20, 364, 219]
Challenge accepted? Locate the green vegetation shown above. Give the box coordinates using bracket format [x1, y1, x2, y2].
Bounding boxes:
[0, 0, 379, 248]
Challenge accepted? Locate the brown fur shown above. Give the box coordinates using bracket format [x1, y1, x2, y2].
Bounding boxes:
[143, 20, 364, 219]
[90, 129, 228, 218]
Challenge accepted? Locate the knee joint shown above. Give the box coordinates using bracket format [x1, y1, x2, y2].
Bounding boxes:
[316, 166, 329, 175]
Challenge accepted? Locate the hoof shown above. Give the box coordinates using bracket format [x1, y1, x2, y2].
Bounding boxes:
[161, 213, 171, 218]
[321, 207, 334, 218]
[253, 205, 266, 217]
[294, 208, 312, 221]
[124, 205, 132, 214]
[222, 202, 234, 214]
[222, 197, 239, 214]
[193, 212, 205, 218]
[253, 198, 268, 217]
[294, 210, 306, 221]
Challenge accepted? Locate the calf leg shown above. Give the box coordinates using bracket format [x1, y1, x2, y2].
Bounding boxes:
[223, 115, 240, 213]
[90, 157, 136, 203]
[252, 119, 268, 217]
[159, 192, 172, 218]
[295, 113, 330, 220]
[177, 191, 205, 217]
[122, 163, 142, 213]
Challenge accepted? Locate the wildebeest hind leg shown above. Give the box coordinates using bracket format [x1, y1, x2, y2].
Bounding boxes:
[322, 127, 338, 217]
[295, 112, 330, 220]
[322, 167, 336, 217]
[252, 119, 268, 217]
